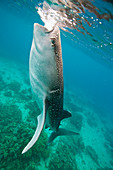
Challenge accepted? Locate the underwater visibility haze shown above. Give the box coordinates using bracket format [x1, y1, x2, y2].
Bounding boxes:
[0, 0, 113, 169]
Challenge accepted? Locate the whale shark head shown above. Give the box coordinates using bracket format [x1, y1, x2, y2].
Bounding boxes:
[33, 23, 60, 45]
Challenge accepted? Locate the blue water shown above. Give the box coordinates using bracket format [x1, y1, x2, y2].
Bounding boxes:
[0, 0, 113, 169]
[62, 38, 113, 117]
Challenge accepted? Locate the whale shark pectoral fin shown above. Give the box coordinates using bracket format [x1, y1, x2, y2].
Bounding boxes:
[61, 110, 72, 121]
[48, 128, 79, 145]
[22, 113, 45, 154]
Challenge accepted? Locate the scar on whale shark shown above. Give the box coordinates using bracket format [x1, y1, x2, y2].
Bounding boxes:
[22, 23, 79, 154]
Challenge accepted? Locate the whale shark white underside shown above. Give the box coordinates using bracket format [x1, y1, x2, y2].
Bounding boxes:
[22, 23, 79, 154]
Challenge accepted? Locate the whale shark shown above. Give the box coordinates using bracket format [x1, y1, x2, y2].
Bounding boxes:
[22, 23, 79, 154]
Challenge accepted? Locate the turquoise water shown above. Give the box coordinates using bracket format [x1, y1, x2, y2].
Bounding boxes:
[0, 0, 113, 169]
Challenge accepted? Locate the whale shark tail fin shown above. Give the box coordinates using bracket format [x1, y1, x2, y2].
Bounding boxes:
[22, 112, 45, 154]
[48, 128, 79, 145]
[22, 96, 50, 154]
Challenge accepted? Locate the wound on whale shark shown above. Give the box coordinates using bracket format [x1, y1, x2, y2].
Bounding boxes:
[22, 23, 79, 154]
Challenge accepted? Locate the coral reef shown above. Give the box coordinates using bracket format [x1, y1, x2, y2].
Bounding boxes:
[110, 161, 113, 167]
[104, 129, 113, 159]
[70, 112, 83, 131]
[19, 88, 32, 101]
[0, 101, 50, 169]
[3, 90, 13, 97]
[0, 103, 22, 124]
[87, 116, 97, 128]
[7, 81, 21, 93]
[0, 74, 50, 169]
[24, 100, 40, 118]
[104, 129, 113, 149]
[0, 74, 3, 81]
[74, 136, 85, 154]
[85, 145, 99, 165]
[48, 144, 78, 170]
[0, 74, 6, 91]
[97, 167, 113, 170]
[86, 112, 97, 128]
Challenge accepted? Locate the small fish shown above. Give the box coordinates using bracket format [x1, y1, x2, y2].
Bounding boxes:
[22, 23, 79, 154]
